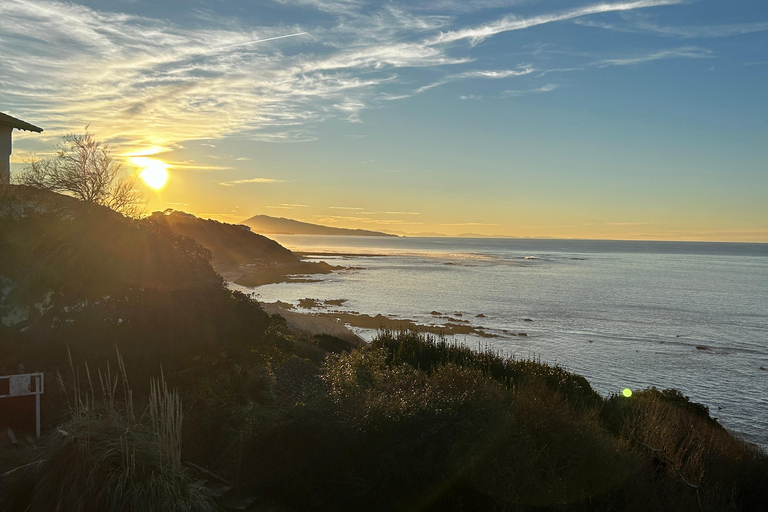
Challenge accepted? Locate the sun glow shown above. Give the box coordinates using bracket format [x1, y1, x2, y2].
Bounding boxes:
[132, 157, 169, 189]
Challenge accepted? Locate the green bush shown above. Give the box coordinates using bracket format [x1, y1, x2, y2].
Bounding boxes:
[373, 330, 601, 408]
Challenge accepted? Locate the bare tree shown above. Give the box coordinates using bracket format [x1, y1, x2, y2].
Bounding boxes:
[18, 129, 143, 217]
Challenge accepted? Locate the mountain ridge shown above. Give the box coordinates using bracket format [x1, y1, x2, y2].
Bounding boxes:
[241, 214, 397, 237]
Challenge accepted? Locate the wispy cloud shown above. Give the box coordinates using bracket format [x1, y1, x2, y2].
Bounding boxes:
[414, 67, 535, 94]
[426, 0, 684, 46]
[313, 215, 423, 226]
[501, 83, 559, 97]
[595, 46, 712, 67]
[577, 19, 768, 39]
[219, 178, 285, 186]
[264, 203, 309, 209]
[329, 206, 364, 210]
[0, 0, 696, 150]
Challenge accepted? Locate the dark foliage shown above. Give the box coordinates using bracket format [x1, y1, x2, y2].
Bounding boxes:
[0, 190, 284, 386]
[373, 330, 602, 409]
[2, 189, 766, 512]
[151, 210, 300, 266]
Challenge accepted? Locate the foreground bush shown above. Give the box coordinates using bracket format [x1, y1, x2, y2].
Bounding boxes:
[4, 417, 215, 512]
[234, 331, 768, 511]
[5, 329, 767, 511]
[2, 355, 216, 512]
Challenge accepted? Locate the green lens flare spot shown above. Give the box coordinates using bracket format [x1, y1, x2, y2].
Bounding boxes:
[622, 388, 633, 398]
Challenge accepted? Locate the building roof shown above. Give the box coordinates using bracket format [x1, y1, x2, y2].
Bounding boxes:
[0, 112, 43, 132]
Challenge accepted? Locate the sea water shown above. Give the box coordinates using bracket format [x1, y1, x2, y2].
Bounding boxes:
[236, 236, 768, 448]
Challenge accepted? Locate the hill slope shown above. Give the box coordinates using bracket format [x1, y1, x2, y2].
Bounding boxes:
[153, 210, 336, 286]
[241, 214, 397, 237]
[0, 186, 276, 367]
[151, 210, 299, 266]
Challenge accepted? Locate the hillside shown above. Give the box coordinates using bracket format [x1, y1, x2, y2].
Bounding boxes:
[241, 214, 397, 237]
[152, 210, 336, 286]
[0, 186, 275, 366]
[1, 185, 766, 512]
[152, 210, 299, 265]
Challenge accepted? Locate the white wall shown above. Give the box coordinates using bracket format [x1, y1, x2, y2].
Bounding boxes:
[0, 126, 12, 185]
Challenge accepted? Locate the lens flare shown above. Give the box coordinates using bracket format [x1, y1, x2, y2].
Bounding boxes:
[132, 157, 169, 189]
[622, 388, 633, 398]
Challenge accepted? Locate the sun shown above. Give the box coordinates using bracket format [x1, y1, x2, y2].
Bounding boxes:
[132, 157, 169, 190]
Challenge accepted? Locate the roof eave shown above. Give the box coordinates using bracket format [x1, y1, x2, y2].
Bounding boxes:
[0, 112, 44, 133]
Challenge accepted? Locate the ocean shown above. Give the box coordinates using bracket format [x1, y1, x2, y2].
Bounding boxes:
[236, 236, 768, 448]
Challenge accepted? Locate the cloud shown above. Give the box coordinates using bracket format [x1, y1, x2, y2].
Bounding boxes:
[219, 178, 284, 186]
[576, 19, 768, 39]
[0, 0, 692, 150]
[595, 46, 712, 67]
[414, 67, 535, 94]
[501, 83, 559, 97]
[264, 203, 309, 209]
[329, 206, 364, 210]
[426, 0, 684, 46]
[313, 214, 423, 226]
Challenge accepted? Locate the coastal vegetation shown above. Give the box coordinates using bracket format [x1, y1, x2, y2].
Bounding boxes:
[1, 187, 766, 511]
[16, 130, 142, 217]
[151, 209, 337, 286]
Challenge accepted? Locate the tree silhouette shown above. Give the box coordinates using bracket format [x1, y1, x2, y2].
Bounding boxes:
[18, 129, 143, 216]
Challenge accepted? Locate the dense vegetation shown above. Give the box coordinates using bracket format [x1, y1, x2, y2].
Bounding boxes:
[149, 209, 336, 286]
[151, 210, 300, 266]
[2, 186, 766, 511]
[221, 331, 766, 511]
[0, 186, 281, 371]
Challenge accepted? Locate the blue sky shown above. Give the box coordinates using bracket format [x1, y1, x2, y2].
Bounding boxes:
[2, 0, 766, 240]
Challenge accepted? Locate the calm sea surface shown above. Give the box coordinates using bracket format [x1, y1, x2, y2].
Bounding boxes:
[236, 236, 768, 447]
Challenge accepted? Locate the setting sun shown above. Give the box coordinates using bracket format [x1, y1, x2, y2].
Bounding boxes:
[132, 157, 169, 190]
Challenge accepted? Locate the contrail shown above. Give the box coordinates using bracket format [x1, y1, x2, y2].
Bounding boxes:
[213, 32, 308, 51]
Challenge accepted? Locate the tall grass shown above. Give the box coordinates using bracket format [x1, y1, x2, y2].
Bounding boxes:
[149, 369, 183, 466]
[2, 347, 214, 512]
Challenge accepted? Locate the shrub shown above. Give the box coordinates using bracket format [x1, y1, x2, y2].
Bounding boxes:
[2, 352, 215, 512]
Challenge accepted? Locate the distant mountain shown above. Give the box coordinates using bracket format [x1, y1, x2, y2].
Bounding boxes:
[241, 214, 397, 237]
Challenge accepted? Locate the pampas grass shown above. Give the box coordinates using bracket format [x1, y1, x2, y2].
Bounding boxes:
[3, 347, 215, 512]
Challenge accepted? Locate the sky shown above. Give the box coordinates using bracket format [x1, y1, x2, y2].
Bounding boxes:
[1, 0, 767, 241]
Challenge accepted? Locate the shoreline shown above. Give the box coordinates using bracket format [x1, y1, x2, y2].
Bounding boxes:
[259, 298, 530, 341]
[216, 260, 339, 287]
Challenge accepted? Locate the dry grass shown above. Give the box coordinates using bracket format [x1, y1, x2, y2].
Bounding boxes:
[2, 347, 214, 512]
